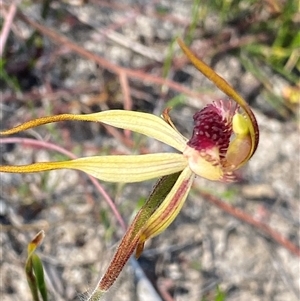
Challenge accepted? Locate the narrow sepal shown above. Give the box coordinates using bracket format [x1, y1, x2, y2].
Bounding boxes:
[0, 110, 187, 152]
[90, 172, 181, 295]
[137, 166, 194, 242]
[0, 153, 187, 183]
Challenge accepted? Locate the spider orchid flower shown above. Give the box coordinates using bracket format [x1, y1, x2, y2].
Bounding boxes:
[0, 39, 258, 300]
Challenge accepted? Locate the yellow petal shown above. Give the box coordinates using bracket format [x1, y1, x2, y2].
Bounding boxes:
[183, 146, 224, 181]
[225, 113, 252, 169]
[226, 135, 251, 170]
[0, 153, 187, 183]
[232, 113, 250, 136]
[0, 110, 187, 152]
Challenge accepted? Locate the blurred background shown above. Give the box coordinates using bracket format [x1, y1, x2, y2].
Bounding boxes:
[1, 1, 299, 300]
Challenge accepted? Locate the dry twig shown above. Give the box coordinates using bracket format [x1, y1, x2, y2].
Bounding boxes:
[0, 2, 17, 57]
[197, 188, 300, 257]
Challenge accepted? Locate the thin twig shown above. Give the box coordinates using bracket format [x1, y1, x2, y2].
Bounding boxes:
[119, 71, 132, 111]
[15, 10, 206, 102]
[197, 188, 300, 257]
[119, 71, 133, 138]
[0, 2, 17, 57]
[0, 137, 127, 230]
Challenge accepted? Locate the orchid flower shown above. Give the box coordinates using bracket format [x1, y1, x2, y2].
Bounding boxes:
[0, 39, 259, 300]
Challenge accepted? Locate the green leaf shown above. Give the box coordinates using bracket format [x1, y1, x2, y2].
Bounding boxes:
[25, 231, 47, 301]
[32, 254, 48, 301]
[215, 286, 226, 301]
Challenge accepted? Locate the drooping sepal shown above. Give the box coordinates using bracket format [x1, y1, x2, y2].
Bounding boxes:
[136, 167, 194, 246]
[89, 172, 181, 296]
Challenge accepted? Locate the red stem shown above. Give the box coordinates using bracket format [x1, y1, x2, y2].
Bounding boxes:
[0, 137, 127, 231]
